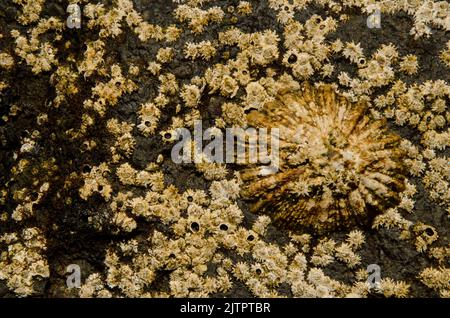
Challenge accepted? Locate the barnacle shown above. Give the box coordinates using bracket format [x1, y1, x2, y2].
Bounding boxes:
[377, 278, 410, 298]
[399, 54, 419, 75]
[240, 81, 406, 233]
[413, 222, 439, 252]
[156, 47, 175, 64]
[0, 52, 15, 70]
[440, 40, 450, 67]
[419, 267, 450, 297]
[13, 0, 45, 25]
[184, 41, 217, 60]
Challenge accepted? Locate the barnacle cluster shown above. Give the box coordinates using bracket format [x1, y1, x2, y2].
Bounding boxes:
[0, 0, 448, 299]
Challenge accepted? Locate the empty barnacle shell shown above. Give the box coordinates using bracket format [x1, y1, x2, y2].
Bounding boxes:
[240, 82, 407, 233]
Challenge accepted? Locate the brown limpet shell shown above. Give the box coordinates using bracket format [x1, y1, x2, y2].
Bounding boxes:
[240, 82, 406, 233]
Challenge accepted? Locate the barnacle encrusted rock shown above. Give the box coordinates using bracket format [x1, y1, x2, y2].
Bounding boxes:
[240, 82, 406, 233]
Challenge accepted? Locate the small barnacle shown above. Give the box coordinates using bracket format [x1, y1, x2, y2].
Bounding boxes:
[0, 212, 7, 222]
[376, 44, 399, 64]
[413, 223, 438, 252]
[429, 246, 450, 264]
[154, 93, 170, 108]
[284, 242, 298, 257]
[50, 65, 79, 107]
[221, 102, 247, 127]
[78, 39, 106, 77]
[183, 109, 202, 127]
[419, 267, 450, 297]
[183, 189, 209, 207]
[390, 80, 408, 96]
[283, 20, 304, 48]
[233, 64, 252, 86]
[161, 129, 177, 143]
[342, 42, 364, 64]
[335, 243, 361, 268]
[128, 64, 139, 76]
[113, 211, 137, 233]
[399, 54, 419, 75]
[184, 41, 217, 61]
[338, 71, 352, 87]
[305, 15, 337, 40]
[378, 278, 410, 298]
[355, 268, 368, 282]
[251, 263, 265, 277]
[440, 40, 450, 67]
[276, 3, 295, 25]
[0, 53, 14, 70]
[394, 109, 410, 126]
[233, 261, 251, 281]
[404, 158, 426, 176]
[79, 163, 112, 200]
[220, 75, 239, 97]
[116, 163, 137, 186]
[373, 208, 413, 239]
[158, 73, 179, 95]
[358, 59, 395, 87]
[398, 195, 415, 212]
[175, 5, 224, 34]
[240, 81, 406, 233]
[196, 161, 228, 180]
[305, 268, 341, 297]
[356, 57, 367, 68]
[346, 230, 365, 249]
[164, 25, 182, 42]
[156, 47, 174, 64]
[147, 61, 162, 76]
[237, 1, 253, 15]
[290, 233, 311, 253]
[79, 273, 111, 298]
[244, 81, 274, 110]
[246, 30, 280, 66]
[283, 50, 315, 79]
[181, 84, 202, 108]
[0, 81, 8, 93]
[252, 215, 271, 236]
[330, 39, 344, 53]
[311, 239, 336, 266]
[432, 98, 447, 114]
[138, 102, 161, 136]
[321, 63, 334, 78]
[133, 169, 164, 190]
[214, 117, 227, 128]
